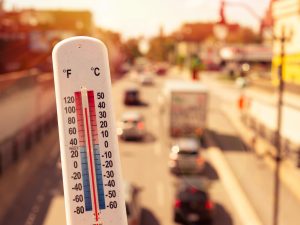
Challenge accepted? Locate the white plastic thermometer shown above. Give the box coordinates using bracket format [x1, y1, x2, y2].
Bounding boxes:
[52, 37, 127, 225]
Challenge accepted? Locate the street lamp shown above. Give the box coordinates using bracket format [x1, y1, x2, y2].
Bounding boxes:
[272, 25, 292, 225]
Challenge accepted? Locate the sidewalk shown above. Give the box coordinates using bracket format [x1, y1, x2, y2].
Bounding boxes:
[205, 73, 300, 203]
[243, 86, 300, 147]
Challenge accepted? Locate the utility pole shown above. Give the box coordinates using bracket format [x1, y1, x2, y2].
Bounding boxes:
[272, 25, 292, 225]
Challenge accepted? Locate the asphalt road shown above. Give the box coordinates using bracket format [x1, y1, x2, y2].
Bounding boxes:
[114, 74, 241, 225]
[0, 71, 251, 225]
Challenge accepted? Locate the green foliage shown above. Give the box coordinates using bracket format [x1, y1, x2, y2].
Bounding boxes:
[123, 39, 142, 63]
[147, 36, 176, 62]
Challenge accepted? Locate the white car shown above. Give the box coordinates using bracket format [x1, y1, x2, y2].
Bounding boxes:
[139, 73, 154, 85]
[169, 138, 205, 174]
[117, 111, 145, 141]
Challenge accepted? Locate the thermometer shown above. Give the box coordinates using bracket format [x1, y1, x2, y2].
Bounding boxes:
[52, 37, 127, 225]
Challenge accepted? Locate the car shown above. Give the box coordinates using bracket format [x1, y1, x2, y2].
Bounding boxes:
[174, 177, 214, 225]
[154, 63, 168, 76]
[117, 111, 145, 141]
[124, 87, 141, 105]
[169, 138, 205, 174]
[139, 73, 154, 85]
[124, 181, 142, 225]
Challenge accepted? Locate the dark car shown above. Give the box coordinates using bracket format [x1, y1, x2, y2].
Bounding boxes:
[155, 63, 168, 76]
[124, 87, 140, 105]
[174, 177, 214, 225]
[124, 181, 142, 225]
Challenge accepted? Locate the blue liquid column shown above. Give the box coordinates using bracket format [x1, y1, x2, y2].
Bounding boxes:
[75, 91, 92, 211]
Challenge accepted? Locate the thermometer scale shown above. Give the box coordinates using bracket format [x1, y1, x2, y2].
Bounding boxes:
[52, 37, 127, 225]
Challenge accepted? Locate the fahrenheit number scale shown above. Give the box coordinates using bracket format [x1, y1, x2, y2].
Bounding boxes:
[52, 37, 127, 225]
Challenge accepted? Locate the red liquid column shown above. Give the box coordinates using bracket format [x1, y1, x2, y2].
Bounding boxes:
[74, 91, 93, 211]
[87, 91, 106, 210]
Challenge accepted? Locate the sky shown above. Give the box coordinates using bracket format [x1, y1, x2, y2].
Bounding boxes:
[4, 0, 271, 39]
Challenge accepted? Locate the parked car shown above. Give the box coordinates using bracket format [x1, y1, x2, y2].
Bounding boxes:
[169, 138, 205, 174]
[117, 111, 145, 141]
[139, 73, 154, 85]
[174, 177, 214, 224]
[124, 87, 141, 105]
[124, 181, 142, 225]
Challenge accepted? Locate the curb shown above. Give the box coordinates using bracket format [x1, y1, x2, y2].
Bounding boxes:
[205, 144, 263, 225]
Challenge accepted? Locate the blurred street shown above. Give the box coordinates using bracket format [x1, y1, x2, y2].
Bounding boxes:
[0, 71, 241, 225]
[1, 69, 300, 225]
[2, 0, 300, 225]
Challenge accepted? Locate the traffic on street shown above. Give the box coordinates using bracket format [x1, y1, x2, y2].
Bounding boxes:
[1, 1, 300, 225]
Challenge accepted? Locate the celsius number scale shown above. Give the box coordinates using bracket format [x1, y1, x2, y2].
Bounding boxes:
[52, 37, 127, 225]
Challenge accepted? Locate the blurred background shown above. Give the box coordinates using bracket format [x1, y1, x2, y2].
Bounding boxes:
[1, 0, 300, 225]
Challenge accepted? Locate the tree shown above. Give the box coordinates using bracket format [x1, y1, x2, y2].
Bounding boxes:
[122, 38, 142, 64]
[147, 36, 176, 62]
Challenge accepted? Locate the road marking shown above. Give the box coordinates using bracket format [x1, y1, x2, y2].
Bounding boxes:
[156, 182, 165, 207]
[207, 147, 263, 225]
[24, 214, 37, 225]
[24, 193, 45, 225]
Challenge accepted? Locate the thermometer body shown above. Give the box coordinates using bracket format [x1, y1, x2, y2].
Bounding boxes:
[52, 37, 127, 225]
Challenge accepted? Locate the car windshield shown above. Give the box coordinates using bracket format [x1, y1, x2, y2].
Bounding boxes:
[127, 91, 138, 97]
[123, 120, 140, 124]
[178, 151, 198, 156]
